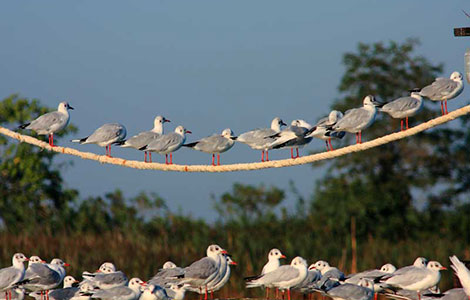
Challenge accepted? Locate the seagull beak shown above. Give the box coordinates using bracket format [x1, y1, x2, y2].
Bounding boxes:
[280, 255, 286, 259]
[185, 130, 192, 134]
[24, 258, 29, 261]
[221, 250, 228, 254]
[68, 106, 74, 110]
[281, 121, 287, 126]
[63, 263, 70, 267]
[95, 269, 101, 273]
[440, 267, 447, 270]
[41, 260, 46, 263]
[164, 119, 171, 123]
[230, 261, 238, 266]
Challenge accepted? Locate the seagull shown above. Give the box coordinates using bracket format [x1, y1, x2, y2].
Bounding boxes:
[165, 283, 189, 300]
[81, 264, 128, 289]
[235, 117, 287, 162]
[244, 248, 286, 299]
[71, 123, 127, 157]
[81, 278, 145, 300]
[0, 253, 29, 300]
[118, 116, 170, 163]
[311, 260, 345, 281]
[382, 261, 446, 300]
[376, 89, 423, 131]
[449, 255, 470, 297]
[294, 263, 322, 294]
[149, 262, 184, 287]
[19, 101, 74, 147]
[419, 71, 464, 115]
[139, 284, 168, 300]
[25, 257, 46, 279]
[270, 120, 313, 159]
[345, 263, 396, 285]
[29, 276, 79, 300]
[325, 278, 375, 300]
[141, 126, 191, 165]
[183, 128, 236, 166]
[16, 258, 70, 299]
[246, 256, 308, 300]
[209, 255, 237, 294]
[306, 110, 345, 151]
[331, 95, 378, 144]
[178, 244, 227, 300]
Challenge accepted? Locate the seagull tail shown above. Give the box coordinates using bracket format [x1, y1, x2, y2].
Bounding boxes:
[114, 140, 126, 146]
[18, 123, 30, 130]
[71, 137, 88, 144]
[182, 142, 198, 148]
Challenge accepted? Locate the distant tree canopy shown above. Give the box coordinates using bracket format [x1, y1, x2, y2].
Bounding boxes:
[310, 38, 470, 241]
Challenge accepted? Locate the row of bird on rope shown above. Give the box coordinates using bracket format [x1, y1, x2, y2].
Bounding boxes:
[17, 71, 464, 165]
[0, 247, 469, 300]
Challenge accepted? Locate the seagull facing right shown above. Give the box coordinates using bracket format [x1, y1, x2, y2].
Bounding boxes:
[376, 89, 423, 131]
[331, 95, 378, 144]
[0, 253, 29, 300]
[72, 123, 127, 157]
[183, 128, 236, 166]
[235, 117, 287, 162]
[142, 126, 191, 165]
[382, 261, 446, 300]
[19, 101, 74, 147]
[118, 116, 170, 163]
[246, 256, 308, 300]
[307, 110, 345, 151]
[419, 71, 464, 115]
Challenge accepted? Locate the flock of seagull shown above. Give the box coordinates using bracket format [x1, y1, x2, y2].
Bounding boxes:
[17, 71, 464, 165]
[0, 247, 469, 300]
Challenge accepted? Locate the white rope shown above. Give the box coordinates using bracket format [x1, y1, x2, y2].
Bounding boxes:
[2, 104, 469, 173]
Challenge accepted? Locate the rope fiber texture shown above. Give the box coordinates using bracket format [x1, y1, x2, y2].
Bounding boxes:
[1, 104, 469, 173]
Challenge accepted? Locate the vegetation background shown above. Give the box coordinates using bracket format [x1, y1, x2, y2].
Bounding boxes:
[0, 39, 469, 298]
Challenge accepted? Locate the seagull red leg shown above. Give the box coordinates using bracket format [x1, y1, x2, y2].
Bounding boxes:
[406, 117, 409, 129]
[296, 148, 299, 158]
[212, 154, 215, 166]
[149, 152, 152, 163]
[266, 150, 269, 161]
[441, 102, 444, 116]
[445, 99, 448, 114]
[401, 119, 404, 131]
[329, 138, 334, 150]
[144, 151, 147, 163]
[170, 153, 173, 164]
[217, 154, 220, 166]
[290, 148, 294, 159]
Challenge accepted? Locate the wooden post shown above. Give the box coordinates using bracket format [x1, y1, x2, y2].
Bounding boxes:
[351, 216, 357, 274]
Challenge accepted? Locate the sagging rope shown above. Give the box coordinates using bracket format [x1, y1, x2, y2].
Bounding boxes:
[1, 104, 470, 173]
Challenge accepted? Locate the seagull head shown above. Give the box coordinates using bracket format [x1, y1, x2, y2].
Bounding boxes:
[413, 257, 428, 268]
[12, 253, 29, 266]
[379, 263, 396, 273]
[363, 95, 378, 107]
[427, 261, 447, 271]
[358, 278, 374, 290]
[450, 71, 463, 82]
[312, 260, 330, 271]
[272, 117, 287, 131]
[290, 256, 308, 268]
[162, 261, 177, 269]
[50, 258, 70, 267]
[175, 126, 191, 135]
[28, 256, 46, 265]
[98, 262, 116, 273]
[268, 248, 286, 260]
[328, 110, 343, 123]
[58, 101, 74, 113]
[206, 244, 227, 258]
[221, 128, 235, 139]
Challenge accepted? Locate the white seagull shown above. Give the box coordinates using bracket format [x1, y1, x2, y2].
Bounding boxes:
[246, 256, 308, 300]
[383, 261, 446, 300]
[307, 110, 345, 151]
[270, 120, 313, 159]
[235, 117, 287, 162]
[142, 126, 191, 165]
[82, 278, 144, 300]
[183, 128, 236, 166]
[118, 116, 170, 163]
[331, 95, 377, 144]
[419, 71, 464, 115]
[0, 253, 29, 300]
[377, 89, 423, 131]
[19, 102, 74, 147]
[449, 255, 470, 297]
[72, 123, 127, 157]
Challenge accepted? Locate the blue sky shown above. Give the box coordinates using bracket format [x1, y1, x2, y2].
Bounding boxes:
[1, 1, 468, 220]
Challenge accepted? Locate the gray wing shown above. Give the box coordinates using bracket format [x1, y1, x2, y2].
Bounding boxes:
[48, 287, 78, 300]
[237, 128, 275, 143]
[93, 272, 128, 287]
[323, 268, 345, 280]
[421, 78, 458, 99]
[192, 135, 233, 153]
[25, 264, 61, 285]
[251, 266, 298, 285]
[123, 131, 160, 149]
[86, 124, 125, 144]
[91, 286, 133, 299]
[385, 269, 428, 286]
[315, 116, 330, 127]
[184, 258, 217, 280]
[334, 108, 370, 130]
[28, 112, 67, 132]
[327, 284, 372, 300]
[146, 133, 182, 152]
[382, 97, 420, 113]
[0, 267, 21, 289]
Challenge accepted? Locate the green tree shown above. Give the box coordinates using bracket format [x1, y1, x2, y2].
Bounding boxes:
[0, 94, 78, 232]
[310, 38, 469, 240]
